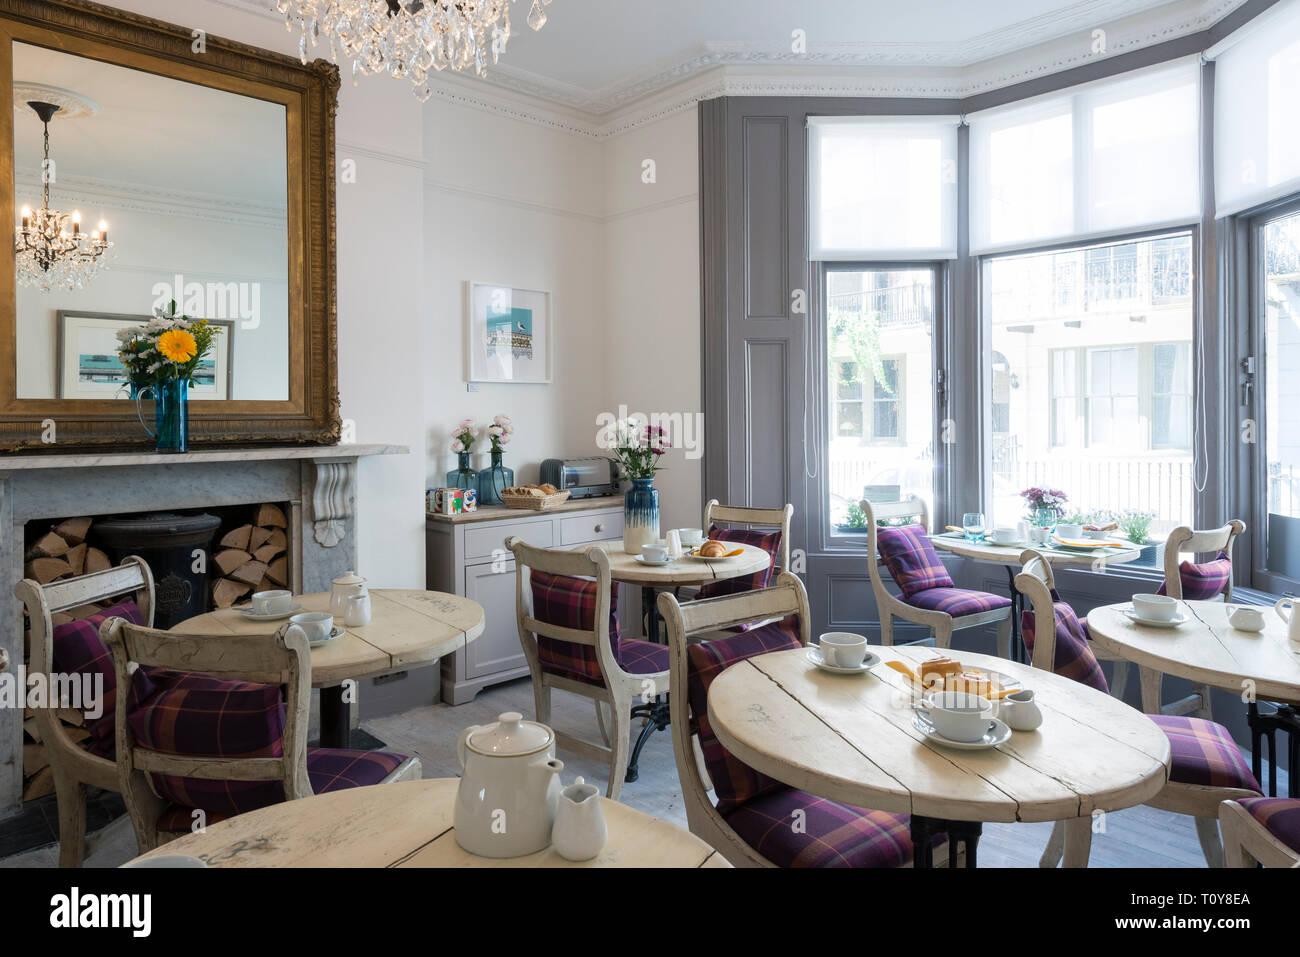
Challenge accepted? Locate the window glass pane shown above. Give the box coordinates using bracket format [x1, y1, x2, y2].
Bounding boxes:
[827, 268, 934, 531]
[987, 233, 1194, 543]
[1263, 210, 1300, 578]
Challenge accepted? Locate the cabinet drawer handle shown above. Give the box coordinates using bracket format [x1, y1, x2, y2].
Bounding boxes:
[594, 524, 603, 533]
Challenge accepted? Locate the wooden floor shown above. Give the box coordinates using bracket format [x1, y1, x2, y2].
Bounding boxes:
[1, 674, 1281, 867]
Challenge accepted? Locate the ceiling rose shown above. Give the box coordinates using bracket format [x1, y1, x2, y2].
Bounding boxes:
[277, 0, 554, 101]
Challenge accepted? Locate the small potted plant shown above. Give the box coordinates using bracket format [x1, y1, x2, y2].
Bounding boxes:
[835, 502, 870, 534]
[610, 421, 670, 554]
[446, 419, 479, 490]
[1117, 509, 1161, 563]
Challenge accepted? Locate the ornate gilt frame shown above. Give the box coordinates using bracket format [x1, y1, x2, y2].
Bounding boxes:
[0, 0, 340, 450]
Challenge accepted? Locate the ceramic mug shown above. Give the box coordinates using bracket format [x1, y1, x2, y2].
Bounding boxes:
[818, 632, 868, 669]
[678, 527, 705, 547]
[641, 543, 669, 563]
[289, 612, 333, 642]
[251, 589, 293, 615]
[1132, 593, 1178, 622]
[919, 692, 994, 743]
[1055, 523, 1084, 539]
[990, 526, 1018, 544]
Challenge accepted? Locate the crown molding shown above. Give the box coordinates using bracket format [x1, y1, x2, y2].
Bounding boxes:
[213, 0, 1247, 139]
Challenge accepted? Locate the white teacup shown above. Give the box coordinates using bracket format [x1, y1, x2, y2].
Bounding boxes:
[818, 632, 868, 669]
[919, 692, 995, 743]
[290, 612, 333, 642]
[1228, 606, 1265, 633]
[251, 589, 293, 615]
[678, 527, 705, 547]
[989, 526, 1018, 544]
[1055, 523, 1084, 539]
[641, 543, 669, 563]
[1132, 593, 1178, 621]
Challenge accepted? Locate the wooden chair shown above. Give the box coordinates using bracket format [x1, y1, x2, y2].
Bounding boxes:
[12, 558, 155, 867]
[1016, 550, 1260, 868]
[1221, 798, 1300, 867]
[862, 496, 1012, 656]
[101, 618, 419, 854]
[508, 537, 670, 801]
[657, 573, 950, 868]
[703, 499, 793, 574]
[1137, 521, 1246, 720]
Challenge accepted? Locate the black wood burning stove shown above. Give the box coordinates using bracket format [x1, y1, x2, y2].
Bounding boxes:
[93, 513, 221, 629]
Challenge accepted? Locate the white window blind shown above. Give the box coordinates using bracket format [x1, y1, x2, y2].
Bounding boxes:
[969, 59, 1201, 254]
[1210, 0, 1300, 216]
[808, 115, 960, 261]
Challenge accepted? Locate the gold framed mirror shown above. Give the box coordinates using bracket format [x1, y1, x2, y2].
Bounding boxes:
[0, 0, 339, 450]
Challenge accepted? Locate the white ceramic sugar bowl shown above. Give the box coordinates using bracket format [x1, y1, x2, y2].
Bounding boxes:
[455, 712, 565, 858]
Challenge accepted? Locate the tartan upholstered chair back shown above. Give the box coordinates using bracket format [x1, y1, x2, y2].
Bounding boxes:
[657, 572, 811, 867]
[1013, 550, 1106, 691]
[100, 618, 313, 853]
[703, 499, 794, 574]
[1159, 521, 1245, 601]
[861, 495, 931, 603]
[13, 557, 155, 867]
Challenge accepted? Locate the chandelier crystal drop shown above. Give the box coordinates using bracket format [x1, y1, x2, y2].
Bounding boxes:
[14, 101, 111, 294]
[277, 0, 554, 102]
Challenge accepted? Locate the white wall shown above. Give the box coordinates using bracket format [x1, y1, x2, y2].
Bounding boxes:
[94, 0, 705, 586]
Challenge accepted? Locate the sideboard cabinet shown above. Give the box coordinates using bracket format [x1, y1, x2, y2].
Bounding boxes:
[426, 498, 624, 704]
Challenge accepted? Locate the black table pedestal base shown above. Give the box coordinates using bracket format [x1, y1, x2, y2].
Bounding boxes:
[911, 816, 982, 868]
[624, 699, 672, 783]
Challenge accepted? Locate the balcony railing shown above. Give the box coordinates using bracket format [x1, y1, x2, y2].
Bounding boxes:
[992, 456, 1193, 531]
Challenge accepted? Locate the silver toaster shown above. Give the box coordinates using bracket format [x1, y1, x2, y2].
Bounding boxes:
[538, 457, 620, 499]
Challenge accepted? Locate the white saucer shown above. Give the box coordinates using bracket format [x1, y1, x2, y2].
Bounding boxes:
[807, 646, 880, 675]
[239, 603, 303, 621]
[633, 555, 673, 567]
[686, 551, 742, 563]
[986, 538, 1028, 548]
[309, 626, 345, 648]
[913, 711, 1012, 750]
[1124, 608, 1189, 628]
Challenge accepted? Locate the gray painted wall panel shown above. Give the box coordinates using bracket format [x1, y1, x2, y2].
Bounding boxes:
[742, 116, 789, 319]
[743, 339, 789, 508]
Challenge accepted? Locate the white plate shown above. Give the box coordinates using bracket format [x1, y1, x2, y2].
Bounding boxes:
[806, 646, 880, 675]
[1124, 608, 1189, 628]
[633, 555, 673, 566]
[238, 603, 303, 621]
[913, 711, 1012, 750]
[686, 550, 744, 563]
[909, 660, 1022, 693]
[1050, 536, 1132, 551]
[309, 625, 345, 648]
[985, 537, 1029, 548]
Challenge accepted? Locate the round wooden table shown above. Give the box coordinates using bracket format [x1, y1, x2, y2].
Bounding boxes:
[1088, 599, 1300, 794]
[930, 532, 1142, 662]
[127, 778, 728, 868]
[706, 643, 1170, 867]
[176, 589, 485, 748]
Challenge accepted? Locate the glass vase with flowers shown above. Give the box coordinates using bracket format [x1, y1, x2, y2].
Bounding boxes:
[476, 414, 516, 506]
[610, 422, 671, 554]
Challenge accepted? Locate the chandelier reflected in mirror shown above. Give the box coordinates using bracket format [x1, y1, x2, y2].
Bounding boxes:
[277, 0, 553, 101]
[14, 100, 111, 293]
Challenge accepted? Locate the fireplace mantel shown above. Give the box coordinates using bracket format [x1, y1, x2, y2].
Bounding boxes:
[0, 443, 409, 816]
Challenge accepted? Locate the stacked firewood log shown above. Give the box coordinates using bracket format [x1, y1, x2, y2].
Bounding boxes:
[210, 503, 289, 608]
[21, 517, 109, 590]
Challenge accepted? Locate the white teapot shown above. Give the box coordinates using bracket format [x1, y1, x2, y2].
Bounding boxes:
[329, 571, 368, 619]
[454, 712, 564, 858]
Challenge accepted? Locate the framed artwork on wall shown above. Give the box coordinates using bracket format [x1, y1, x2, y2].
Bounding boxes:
[464, 281, 553, 384]
[55, 311, 234, 401]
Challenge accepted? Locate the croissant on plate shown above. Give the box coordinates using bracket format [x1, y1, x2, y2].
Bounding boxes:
[697, 540, 728, 558]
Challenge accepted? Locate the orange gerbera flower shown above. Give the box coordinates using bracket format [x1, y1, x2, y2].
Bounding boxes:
[157, 329, 197, 363]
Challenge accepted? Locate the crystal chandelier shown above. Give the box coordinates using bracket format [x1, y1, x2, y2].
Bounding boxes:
[278, 0, 553, 102]
[14, 101, 111, 294]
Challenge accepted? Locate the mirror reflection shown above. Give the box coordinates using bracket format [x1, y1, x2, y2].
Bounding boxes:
[12, 42, 289, 401]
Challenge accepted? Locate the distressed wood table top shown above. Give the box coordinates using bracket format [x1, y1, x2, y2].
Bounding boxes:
[174, 589, 484, 687]
[706, 644, 1170, 825]
[589, 542, 771, 587]
[130, 778, 726, 868]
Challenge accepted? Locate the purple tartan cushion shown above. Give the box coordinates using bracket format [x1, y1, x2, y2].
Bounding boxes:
[724, 788, 914, 867]
[901, 587, 1011, 618]
[130, 670, 288, 815]
[686, 618, 803, 815]
[1156, 551, 1231, 601]
[619, 638, 668, 676]
[697, 525, 783, 602]
[531, 569, 621, 686]
[49, 600, 149, 759]
[1021, 602, 1108, 693]
[1238, 797, 1300, 852]
[154, 747, 408, 831]
[876, 524, 953, 598]
[1152, 715, 1260, 792]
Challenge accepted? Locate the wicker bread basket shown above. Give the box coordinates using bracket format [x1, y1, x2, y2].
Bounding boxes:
[500, 489, 572, 511]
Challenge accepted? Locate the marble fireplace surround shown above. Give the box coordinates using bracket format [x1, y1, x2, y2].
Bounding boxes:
[0, 443, 406, 816]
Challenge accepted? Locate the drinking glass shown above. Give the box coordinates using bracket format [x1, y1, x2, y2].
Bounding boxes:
[962, 512, 986, 542]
